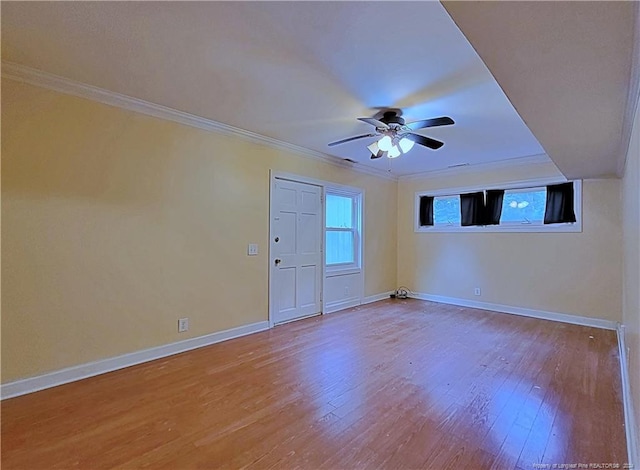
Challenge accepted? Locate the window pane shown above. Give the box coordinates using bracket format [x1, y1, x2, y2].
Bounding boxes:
[433, 196, 461, 225]
[326, 231, 354, 265]
[326, 194, 353, 228]
[501, 189, 546, 223]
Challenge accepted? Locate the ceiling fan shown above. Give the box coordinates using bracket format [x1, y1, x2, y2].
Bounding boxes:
[328, 110, 454, 159]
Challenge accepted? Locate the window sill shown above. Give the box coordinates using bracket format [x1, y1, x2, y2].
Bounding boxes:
[415, 222, 582, 233]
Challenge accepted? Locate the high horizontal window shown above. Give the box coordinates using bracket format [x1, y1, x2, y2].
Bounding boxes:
[415, 180, 582, 233]
[500, 188, 547, 225]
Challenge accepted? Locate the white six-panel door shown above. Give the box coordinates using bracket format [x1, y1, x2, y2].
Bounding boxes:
[270, 178, 322, 324]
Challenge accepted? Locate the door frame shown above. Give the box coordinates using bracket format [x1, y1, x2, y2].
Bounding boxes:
[268, 170, 365, 328]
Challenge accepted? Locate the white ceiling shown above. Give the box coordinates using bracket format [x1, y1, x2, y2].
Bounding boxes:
[1, 1, 551, 177]
[443, 1, 638, 180]
[3, 2, 637, 179]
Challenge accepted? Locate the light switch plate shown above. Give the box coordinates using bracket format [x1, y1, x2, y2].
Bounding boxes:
[248, 243, 258, 256]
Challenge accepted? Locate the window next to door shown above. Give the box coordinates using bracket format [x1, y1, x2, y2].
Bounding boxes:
[325, 188, 362, 275]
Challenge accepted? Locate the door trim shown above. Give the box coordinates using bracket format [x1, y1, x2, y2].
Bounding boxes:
[268, 170, 365, 327]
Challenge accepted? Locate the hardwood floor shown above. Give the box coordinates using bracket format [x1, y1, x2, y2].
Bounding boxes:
[1, 299, 628, 469]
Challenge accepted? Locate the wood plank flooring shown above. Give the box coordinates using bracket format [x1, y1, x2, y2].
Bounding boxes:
[1, 299, 628, 469]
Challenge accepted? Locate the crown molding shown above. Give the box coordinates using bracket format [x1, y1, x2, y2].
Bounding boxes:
[398, 153, 554, 181]
[1, 61, 397, 182]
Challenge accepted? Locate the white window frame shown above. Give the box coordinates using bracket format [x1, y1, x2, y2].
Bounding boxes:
[415, 179, 582, 233]
[325, 187, 362, 276]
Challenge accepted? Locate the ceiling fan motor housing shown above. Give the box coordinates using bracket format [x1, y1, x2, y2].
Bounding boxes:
[380, 111, 405, 126]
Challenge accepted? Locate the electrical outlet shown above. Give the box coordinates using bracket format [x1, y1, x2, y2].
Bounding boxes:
[178, 318, 189, 332]
[474, 288, 481, 296]
[248, 243, 258, 256]
[344, 286, 350, 296]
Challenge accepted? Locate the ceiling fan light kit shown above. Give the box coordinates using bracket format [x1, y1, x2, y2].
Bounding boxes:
[328, 110, 454, 160]
[377, 135, 393, 151]
[398, 137, 415, 153]
[388, 145, 401, 158]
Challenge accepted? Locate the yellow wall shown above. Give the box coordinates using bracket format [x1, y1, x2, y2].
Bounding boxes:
[397, 167, 624, 322]
[1, 77, 631, 389]
[622, 86, 640, 463]
[1, 79, 398, 382]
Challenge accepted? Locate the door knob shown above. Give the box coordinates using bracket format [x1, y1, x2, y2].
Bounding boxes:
[274, 258, 281, 265]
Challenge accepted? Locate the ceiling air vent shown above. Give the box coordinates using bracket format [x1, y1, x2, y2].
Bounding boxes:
[447, 163, 470, 168]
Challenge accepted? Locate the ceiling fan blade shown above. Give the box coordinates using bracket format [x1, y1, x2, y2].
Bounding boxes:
[407, 133, 445, 150]
[357, 117, 390, 130]
[370, 151, 385, 159]
[328, 133, 375, 147]
[406, 116, 455, 131]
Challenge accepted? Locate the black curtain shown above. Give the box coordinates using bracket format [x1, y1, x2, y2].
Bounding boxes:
[419, 196, 434, 226]
[544, 182, 576, 224]
[460, 192, 485, 226]
[484, 190, 505, 225]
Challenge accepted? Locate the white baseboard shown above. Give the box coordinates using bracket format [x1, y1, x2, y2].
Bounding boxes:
[325, 291, 395, 314]
[409, 293, 635, 462]
[409, 292, 618, 330]
[618, 324, 639, 468]
[362, 291, 394, 304]
[1, 320, 270, 400]
[325, 297, 361, 314]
